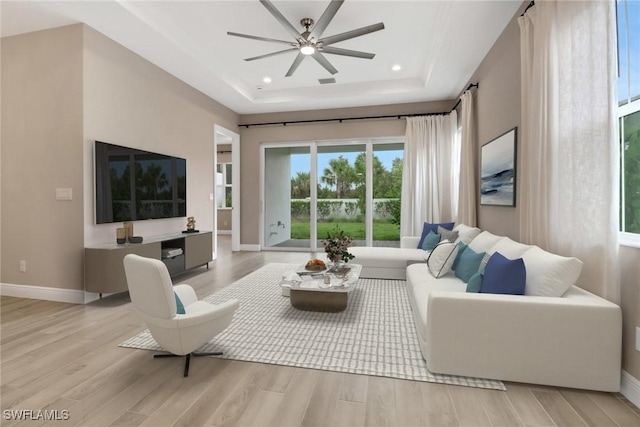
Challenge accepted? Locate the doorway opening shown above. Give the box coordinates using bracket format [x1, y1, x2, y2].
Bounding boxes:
[214, 125, 240, 256]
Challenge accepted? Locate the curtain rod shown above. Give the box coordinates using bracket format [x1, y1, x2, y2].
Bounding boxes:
[240, 81, 479, 128]
[240, 111, 448, 128]
[521, 1, 535, 16]
[449, 82, 479, 112]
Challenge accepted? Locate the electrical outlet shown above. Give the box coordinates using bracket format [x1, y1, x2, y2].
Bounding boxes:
[19, 260, 26, 273]
[636, 327, 640, 352]
[224, 221, 228, 226]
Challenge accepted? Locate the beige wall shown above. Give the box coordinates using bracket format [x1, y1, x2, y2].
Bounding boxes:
[238, 100, 453, 245]
[1, 25, 85, 290]
[467, 2, 640, 380]
[82, 26, 239, 248]
[1, 24, 239, 293]
[467, 2, 522, 240]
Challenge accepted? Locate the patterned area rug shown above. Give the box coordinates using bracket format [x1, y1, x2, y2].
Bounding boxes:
[120, 263, 505, 390]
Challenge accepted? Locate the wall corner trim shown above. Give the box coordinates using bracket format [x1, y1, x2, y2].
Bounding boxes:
[621, 370, 640, 409]
[0, 282, 86, 304]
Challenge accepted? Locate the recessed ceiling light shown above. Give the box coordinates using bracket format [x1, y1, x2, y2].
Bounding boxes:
[392, 64, 402, 71]
[263, 76, 272, 84]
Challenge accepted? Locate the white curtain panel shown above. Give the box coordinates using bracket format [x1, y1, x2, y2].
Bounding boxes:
[457, 90, 477, 227]
[401, 113, 459, 237]
[518, 1, 619, 301]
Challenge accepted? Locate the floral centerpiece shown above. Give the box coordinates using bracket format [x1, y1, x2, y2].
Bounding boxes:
[322, 226, 355, 265]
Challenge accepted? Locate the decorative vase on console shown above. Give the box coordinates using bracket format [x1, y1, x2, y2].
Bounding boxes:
[322, 225, 355, 268]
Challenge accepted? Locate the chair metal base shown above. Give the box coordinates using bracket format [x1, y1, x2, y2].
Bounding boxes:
[153, 351, 223, 377]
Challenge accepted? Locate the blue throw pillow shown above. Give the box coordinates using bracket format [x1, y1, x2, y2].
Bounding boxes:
[421, 231, 441, 251]
[466, 271, 483, 292]
[454, 246, 485, 283]
[174, 292, 186, 314]
[451, 241, 468, 270]
[417, 222, 455, 249]
[481, 252, 526, 295]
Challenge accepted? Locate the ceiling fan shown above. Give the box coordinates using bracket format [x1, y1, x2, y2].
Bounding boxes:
[227, 0, 384, 77]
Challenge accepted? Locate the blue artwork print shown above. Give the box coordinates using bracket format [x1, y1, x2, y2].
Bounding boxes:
[481, 128, 516, 206]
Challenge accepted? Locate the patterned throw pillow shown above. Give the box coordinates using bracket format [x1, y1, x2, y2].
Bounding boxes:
[426, 241, 459, 278]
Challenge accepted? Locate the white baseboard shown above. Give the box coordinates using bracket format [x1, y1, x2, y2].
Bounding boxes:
[240, 244, 261, 251]
[621, 370, 640, 409]
[217, 230, 232, 235]
[0, 282, 86, 304]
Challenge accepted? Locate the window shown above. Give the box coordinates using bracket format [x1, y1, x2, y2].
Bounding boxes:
[216, 163, 232, 209]
[617, 0, 640, 239]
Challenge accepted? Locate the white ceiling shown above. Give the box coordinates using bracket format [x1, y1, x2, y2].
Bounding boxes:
[1, 0, 522, 115]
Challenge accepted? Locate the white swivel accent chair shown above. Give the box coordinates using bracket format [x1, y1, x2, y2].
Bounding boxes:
[123, 254, 239, 377]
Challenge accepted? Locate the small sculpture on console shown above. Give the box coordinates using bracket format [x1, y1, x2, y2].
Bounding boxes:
[186, 216, 196, 232]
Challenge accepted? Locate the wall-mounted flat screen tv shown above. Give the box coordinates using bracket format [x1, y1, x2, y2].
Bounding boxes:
[95, 141, 186, 224]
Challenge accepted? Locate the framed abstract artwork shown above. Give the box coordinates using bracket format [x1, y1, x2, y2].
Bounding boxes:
[480, 127, 517, 206]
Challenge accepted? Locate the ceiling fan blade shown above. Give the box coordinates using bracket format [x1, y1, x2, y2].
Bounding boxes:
[227, 31, 295, 46]
[285, 52, 306, 77]
[245, 48, 298, 62]
[260, 0, 304, 43]
[319, 22, 385, 46]
[320, 46, 375, 59]
[309, 0, 344, 41]
[311, 52, 338, 75]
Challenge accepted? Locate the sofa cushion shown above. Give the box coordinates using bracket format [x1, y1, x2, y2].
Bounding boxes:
[406, 264, 466, 343]
[467, 231, 504, 253]
[521, 246, 583, 297]
[417, 222, 455, 249]
[466, 271, 483, 292]
[454, 246, 486, 283]
[437, 226, 459, 243]
[489, 237, 532, 259]
[453, 224, 482, 244]
[426, 241, 459, 278]
[481, 252, 526, 295]
[349, 246, 426, 269]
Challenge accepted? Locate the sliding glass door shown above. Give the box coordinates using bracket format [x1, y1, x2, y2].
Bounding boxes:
[262, 138, 403, 251]
[316, 144, 366, 249]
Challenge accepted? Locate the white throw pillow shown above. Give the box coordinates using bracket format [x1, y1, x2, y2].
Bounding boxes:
[426, 241, 459, 278]
[468, 231, 505, 253]
[521, 246, 584, 297]
[453, 224, 482, 244]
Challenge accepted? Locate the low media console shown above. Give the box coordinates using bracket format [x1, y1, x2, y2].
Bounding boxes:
[84, 231, 213, 295]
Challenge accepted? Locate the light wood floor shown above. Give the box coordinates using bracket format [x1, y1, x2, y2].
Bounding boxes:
[1, 236, 639, 427]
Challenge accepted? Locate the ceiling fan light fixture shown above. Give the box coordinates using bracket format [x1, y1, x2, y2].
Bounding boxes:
[300, 44, 316, 55]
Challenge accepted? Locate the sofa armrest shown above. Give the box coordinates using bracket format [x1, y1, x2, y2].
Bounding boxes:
[401, 236, 420, 249]
[426, 288, 622, 391]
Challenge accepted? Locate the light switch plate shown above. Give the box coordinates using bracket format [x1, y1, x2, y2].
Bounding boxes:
[55, 188, 72, 201]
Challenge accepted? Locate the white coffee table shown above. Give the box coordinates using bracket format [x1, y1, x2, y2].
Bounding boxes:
[280, 264, 362, 312]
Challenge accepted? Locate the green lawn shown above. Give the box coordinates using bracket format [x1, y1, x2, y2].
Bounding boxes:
[290, 220, 400, 241]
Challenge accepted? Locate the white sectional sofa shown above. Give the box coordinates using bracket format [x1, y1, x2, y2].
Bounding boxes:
[351, 224, 623, 392]
[349, 237, 425, 280]
[350, 224, 482, 280]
